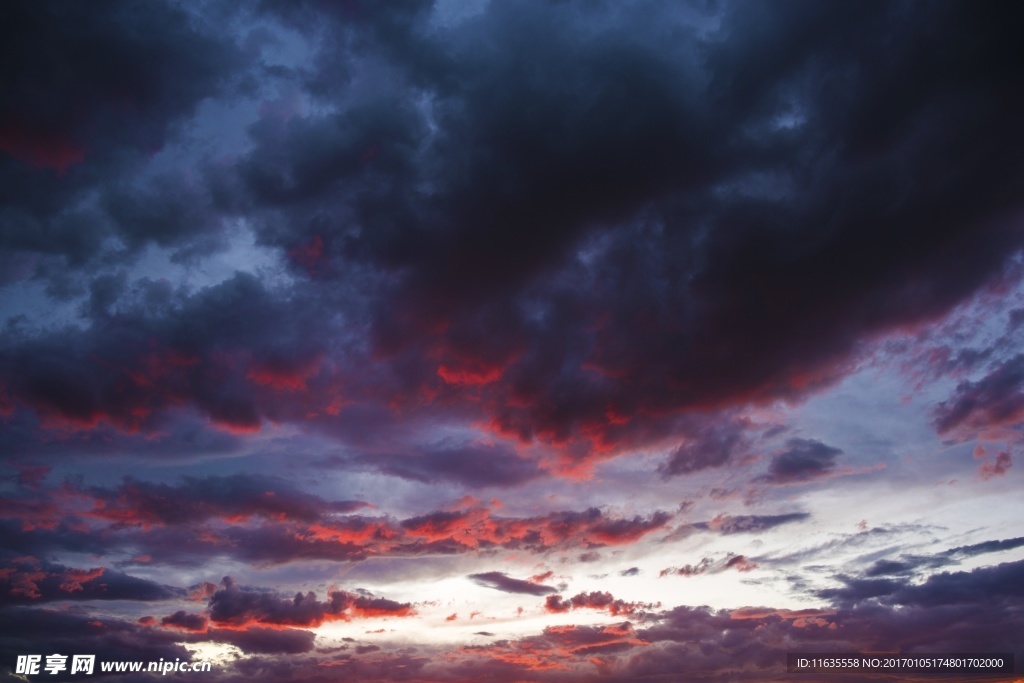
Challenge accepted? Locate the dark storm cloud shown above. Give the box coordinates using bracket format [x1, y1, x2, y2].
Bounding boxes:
[432, 593, 1024, 683]
[7, 561, 1014, 683]
[889, 560, 1024, 608]
[83, 474, 367, 526]
[0, 273, 338, 442]
[0, 608, 193, 681]
[815, 576, 903, 605]
[0, 606, 315, 680]
[659, 418, 748, 477]
[99, 173, 232, 260]
[7, 564, 1015, 683]
[0, 410, 247, 461]
[207, 578, 337, 627]
[865, 535, 1024, 576]
[623, 597, 1024, 683]
[447, 587, 1023, 682]
[0, 267, 501, 471]
[0, 11, 1023, 681]
[227, 650, 432, 683]
[689, 512, 810, 535]
[862, 559, 916, 577]
[0, 502, 378, 568]
[0, 0, 241, 266]
[1, 478, 677, 566]
[126, 523, 375, 567]
[819, 558, 1024, 608]
[759, 439, 843, 484]
[160, 611, 208, 632]
[935, 354, 1024, 435]
[232, 0, 1009, 463]
[356, 441, 544, 488]
[468, 572, 558, 596]
[250, 0, 1024, 457]
[13, 592, 1013, 683]
[0, 519, 121, 559]
[207, 577, 414, 628]
[10, 463, 50, 489]
[1, 0, 1022, 472]
[0, 559, 182, 606]
[947, 536, 1024, 558]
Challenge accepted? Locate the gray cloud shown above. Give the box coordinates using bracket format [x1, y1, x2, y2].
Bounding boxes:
[760, 439, 843, 484]
[467, 572, 557, 596]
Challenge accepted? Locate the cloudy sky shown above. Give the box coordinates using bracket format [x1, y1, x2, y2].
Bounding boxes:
[1, 1, 1023, 681]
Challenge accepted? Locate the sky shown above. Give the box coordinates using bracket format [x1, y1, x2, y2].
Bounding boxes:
[1, 1, 1023, 681]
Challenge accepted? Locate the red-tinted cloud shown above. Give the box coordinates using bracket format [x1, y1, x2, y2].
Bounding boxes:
[2, 2, 1023, 682]
[458, 622, 647, 675]
[1, 478, 680, 569]
[206, 577, 414, 628]
[659, 553, 759, 578]
[729, 606, 835, 627]
[81, 474, 367, 528]
[0, 479, 680, 569]
[935, 355, 1024, 437]
[1, 0, 1023, 493]
[544, 591, 658, 617]
[978, 451, 1013, 480]
[0, 558, 182, 605]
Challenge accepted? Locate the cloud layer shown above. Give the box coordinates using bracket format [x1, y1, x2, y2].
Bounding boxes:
[2, 0, 1023, 681]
